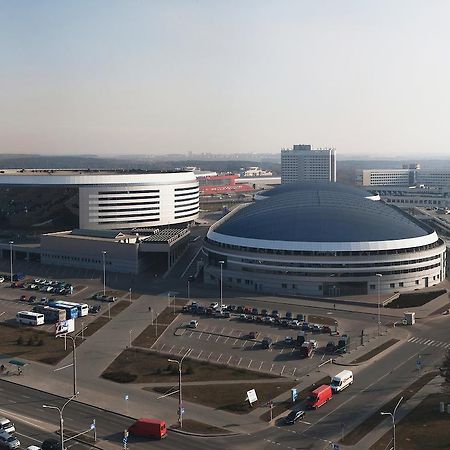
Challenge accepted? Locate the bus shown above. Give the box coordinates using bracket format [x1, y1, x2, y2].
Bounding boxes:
[32, 305, 66, 323]
[47, 301, 79, 320]
[54, 301, 89, 317]
[16, 311, 45, 326]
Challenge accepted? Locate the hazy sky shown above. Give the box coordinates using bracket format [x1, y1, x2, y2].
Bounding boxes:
[1, 1, 450, 157]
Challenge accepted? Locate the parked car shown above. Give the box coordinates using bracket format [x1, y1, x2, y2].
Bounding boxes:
[289, 320, 301, 328]
[19, 295, 27, 302]
[28, 296, 37, 303]
[285, 311, 293, 319]
[251, 308, 259, 315]
[210, 302, 219, 309]
[325, 341, 337, 353]
[284, 410, 305, 425]
[271, 310, 280, 318]
[248, 331, 258, 340]
[261, 337, 273, 349]
[309, 339, 318, 349]
[41, 439, 59, 450]
[0, 432, 20, 450]
[296, 313, 305, 321]
[223, 311, 231, 318]
[261, 309, 268, 316]
[322, 325, 332, 334]
[0, 277, 4, 283]
[263, 316, 274, 324]
[189, 320, 199, 328]
[236, 306, 244, 313]
[89, 305, 101, 314]
[284, 336, 294, 346]
[312, 324, 321, 333]
[0, 418, 15, 434]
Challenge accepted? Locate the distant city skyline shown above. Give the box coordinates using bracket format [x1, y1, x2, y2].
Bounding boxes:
[2, 1, 450, 157]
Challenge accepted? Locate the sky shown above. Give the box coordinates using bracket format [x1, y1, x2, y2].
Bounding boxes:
[1, 1, 450, 158]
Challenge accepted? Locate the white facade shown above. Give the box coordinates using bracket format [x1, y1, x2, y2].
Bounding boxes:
[360, 168, 450, 188]
[240, 167, 273, 177]
[281, 144, 336, 184]
[0, 171, 199, 230]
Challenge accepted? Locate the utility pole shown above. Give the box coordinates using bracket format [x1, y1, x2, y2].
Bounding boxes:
[376, 273, 383, 336]
[168, 349, 191, 428]
[102, 251, 107, 296]
[9, 241, 13, 283]
[219, 260, 224, 310]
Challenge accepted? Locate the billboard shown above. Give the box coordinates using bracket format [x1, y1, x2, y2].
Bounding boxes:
[55, 319, 75, 335]
[246, 389, 258, 405]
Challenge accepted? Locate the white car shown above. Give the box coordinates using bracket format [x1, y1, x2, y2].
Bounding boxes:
[0, 418, 14, 434]
[210, 302, 219, 309]
[189, 320, 199, 328]
[309, 339, 318, 349]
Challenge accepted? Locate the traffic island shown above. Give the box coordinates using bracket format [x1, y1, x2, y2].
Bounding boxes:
[102, 347, 276, 384]
[150, 380, 298, 415]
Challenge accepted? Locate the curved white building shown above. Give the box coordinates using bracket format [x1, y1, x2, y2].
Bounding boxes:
[204, 184, 446, 296]
[0, 170, 199, 230]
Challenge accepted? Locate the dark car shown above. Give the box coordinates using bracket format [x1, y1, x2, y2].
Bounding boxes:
[19, 295, 27, 302]
[248, 331, 258, 339]
[284, 410, 305, 425]
[42, 439, 59, 450]
[251, 307, 259, 315]
[271, 310, 280, 318]
[321, 325, 332, 334]
[325, 341, 337, 353]
[28, 296, 37, 303]
[236, 306, 244, 313]
[285, 311, 293, 319]
[89, 305, 101, 314]
[261, 309, 268, 316]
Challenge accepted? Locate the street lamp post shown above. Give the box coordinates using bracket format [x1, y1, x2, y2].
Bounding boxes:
[376, 273, 383, 336]
[381, 396, 403, 450]
[187, 279, 190, 301]
[9, 241, 13, 283]
[43, 393, 78, 450]
[57, 334, 79, 397]
[102, 251, 107, 296]
[168, 349, 191, 428]
[218, 260, 225, 310]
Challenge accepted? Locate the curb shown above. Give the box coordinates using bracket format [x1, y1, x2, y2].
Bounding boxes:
[168, 427, 241, 437]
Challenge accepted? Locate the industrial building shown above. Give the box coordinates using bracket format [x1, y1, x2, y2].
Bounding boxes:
[203, 183, 446, 297]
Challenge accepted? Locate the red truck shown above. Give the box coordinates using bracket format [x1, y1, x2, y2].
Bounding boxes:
[306, 385, 333, 409]
[128, 418, 167, 439]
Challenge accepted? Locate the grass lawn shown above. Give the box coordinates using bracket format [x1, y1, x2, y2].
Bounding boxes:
[151, 381, 297, 414]
[83, 300, 132, 338]
[102, 348, 276, 384]
[259, 376, 331, 421]
[350, 339, 399, 364]
[370, 391, 450, 450]
[307, 315, 337, 326]
[0, 323, 69, 365]
[386, 290, 446, 308]
[132, 305, 186, 349]
[341, 371, 438, 446]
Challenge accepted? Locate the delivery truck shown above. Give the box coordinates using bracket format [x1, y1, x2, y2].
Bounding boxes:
[330, 370, 353, 393]
[306, 385, 333, 409]
[128, 418, 167, 439]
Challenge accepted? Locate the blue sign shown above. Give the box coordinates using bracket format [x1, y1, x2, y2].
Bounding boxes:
[90, 423, 96, 430]
[291, 388, 298, 402]
[180, 407, 185, 415]
[123, 438, 128, 444]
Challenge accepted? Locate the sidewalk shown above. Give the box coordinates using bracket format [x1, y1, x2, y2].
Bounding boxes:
[338, 374, 442, 450]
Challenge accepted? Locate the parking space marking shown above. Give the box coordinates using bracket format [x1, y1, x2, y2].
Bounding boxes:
[270, 363, 274, 372]
[188, 331, 194, 337]
[198, 350, 203, 358]
[233, 338, 239, 345]
[207, 334, 212, 341]
[238, 357, 242, 366]
[251, 342, 256, 348]
[248, 359, 252, 368]
[217, 353, 222, 362]
[208, 351, 213, 359]
[259, 361, 264, 370]
[241, 340, 247, 347]
[292, 368, 296, 376]
[224, 337, 229, 343]
[215, 335, 221, 343]
[160, 343, 166, 351]
[198, 332, 203, 339]
[169, 345, 175, 353]
[279, 348, 284, 354]
[227, 355, 232, 364]
[179, 347, 185, 355]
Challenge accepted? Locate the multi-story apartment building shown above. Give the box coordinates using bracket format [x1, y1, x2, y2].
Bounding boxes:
[281, 144, 336, 184]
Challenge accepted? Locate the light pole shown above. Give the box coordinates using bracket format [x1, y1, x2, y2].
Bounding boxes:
[102, 251, 107, 296]
[9, 241, 13, 282]
[168, 349, 191, 428]
[187, 279, 190, 301]
[43, 393, 78, 450]
[381, 396, 403, 450]
[129, 288, 132, 302]
[56, 333, 79, 397]
[219, 260, 224, 310]
[376, 273, 383, 336]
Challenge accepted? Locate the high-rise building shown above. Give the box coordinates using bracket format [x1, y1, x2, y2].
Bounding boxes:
[281, 144, 336, 184]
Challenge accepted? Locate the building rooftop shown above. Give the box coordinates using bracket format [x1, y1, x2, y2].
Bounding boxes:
[215, 187, 432, 243]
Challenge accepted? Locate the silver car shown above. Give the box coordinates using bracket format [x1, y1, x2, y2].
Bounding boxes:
[0, 431, 20, 449]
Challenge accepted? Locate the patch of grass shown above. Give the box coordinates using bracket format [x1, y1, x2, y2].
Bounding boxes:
[0, 323, 69, 365]
[83, 316, 110, 337]
[103, 348, 276, 384]
[259, 376, 331, 421]
[341, 371, 438, 446]
[152, 381, 297, 414]
[132, 324, 168, 348]
[109, 300, 132, 315]
[307, 315, 337, 326]
[82, 300, 131, 338]
[102, 371, 137, 383]
[386, 290, 446, 308]
[370, 391, 450, 450]
[349, 339, 399, 364]
[170, 419, 230, 434]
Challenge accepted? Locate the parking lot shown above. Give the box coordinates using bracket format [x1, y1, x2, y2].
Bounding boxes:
[151, 301, 379, 378]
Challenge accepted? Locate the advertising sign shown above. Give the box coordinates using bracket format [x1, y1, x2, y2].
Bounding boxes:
[246, 389, 258, 404]
[55, 319, 75, 335]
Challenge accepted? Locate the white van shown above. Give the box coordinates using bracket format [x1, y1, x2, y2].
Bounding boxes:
[330, 370, 353, 393]
[0, 418, 15, 434]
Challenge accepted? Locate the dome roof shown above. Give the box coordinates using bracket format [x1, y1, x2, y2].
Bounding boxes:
[213, 188, 433, 245]
[255, 182, 379, 200]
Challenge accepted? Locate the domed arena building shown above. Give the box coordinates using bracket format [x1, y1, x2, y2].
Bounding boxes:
[204, 183, 447, 296]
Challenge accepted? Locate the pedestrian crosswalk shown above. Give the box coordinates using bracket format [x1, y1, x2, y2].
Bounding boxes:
[407, 336, 450, 348]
